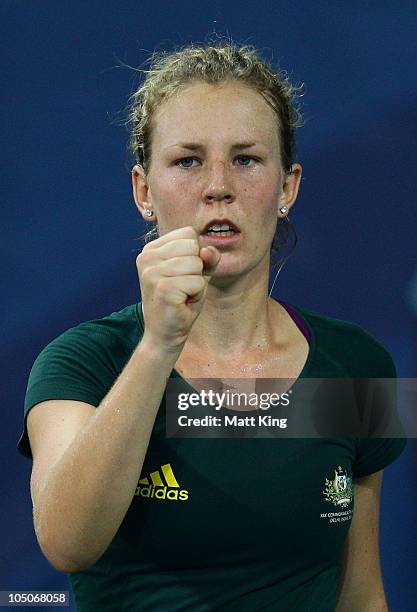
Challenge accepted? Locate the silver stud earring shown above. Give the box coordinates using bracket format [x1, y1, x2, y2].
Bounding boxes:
[144, 209, 153, 217]
[279, 206, 288, 215]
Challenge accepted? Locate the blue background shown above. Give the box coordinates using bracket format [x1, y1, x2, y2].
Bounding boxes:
[2, 1, 416, 610]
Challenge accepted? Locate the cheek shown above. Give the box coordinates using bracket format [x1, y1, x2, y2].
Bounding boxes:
[151, 177, 195, 229]
[244, 183, 279, 250]
[244, 181, 280, 221]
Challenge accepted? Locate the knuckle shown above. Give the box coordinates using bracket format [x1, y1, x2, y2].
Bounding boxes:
[140, 265, 156, 284]
[185, 226, 198, 238]
[141, 242, 152, 254]
[195, 257, 204, 273]
[193, 276, 205, 291]
[189, 239, 200, 255]
[137, 249, 156, 268]
[136, 250, 148, 266]
[156, 277, 169, 294]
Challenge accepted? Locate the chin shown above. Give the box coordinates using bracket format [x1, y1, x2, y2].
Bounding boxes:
[210, 261, 252, 283]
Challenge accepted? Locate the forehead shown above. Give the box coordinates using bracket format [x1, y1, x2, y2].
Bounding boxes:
[151, 80, 280, 150]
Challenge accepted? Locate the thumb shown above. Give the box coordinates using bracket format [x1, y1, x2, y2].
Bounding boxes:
[200, 246, 221, 281]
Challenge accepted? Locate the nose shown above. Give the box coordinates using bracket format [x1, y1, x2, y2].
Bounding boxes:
[201, 160, 234, 204]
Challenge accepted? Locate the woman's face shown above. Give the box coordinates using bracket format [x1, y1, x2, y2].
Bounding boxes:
[133, 79, 301, 279]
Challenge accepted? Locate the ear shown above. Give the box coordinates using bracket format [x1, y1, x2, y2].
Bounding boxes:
[131, 164, 155, 220]
[278, 163, 302, 216]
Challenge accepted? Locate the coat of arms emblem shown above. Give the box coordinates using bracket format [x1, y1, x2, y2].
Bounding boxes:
[323, 465, 353, 508]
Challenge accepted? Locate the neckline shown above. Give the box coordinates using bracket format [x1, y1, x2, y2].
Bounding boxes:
[135, 299, 317, 386]
[278, 300, 311, 344]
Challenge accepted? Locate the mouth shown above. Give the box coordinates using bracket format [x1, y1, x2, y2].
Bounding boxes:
[200, 218, 240, 237]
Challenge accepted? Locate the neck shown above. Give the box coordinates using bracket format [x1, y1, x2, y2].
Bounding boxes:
[183, 265, 282, 357]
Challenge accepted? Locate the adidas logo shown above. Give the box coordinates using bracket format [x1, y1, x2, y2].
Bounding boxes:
[135, 463, 189, 501]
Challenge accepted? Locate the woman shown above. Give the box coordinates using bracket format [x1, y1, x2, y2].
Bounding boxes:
[18, 41, 406, 611]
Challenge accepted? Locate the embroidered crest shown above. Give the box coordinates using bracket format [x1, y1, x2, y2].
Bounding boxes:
[323, 465, 353, 508]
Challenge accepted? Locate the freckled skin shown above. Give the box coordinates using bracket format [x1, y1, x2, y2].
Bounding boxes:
[131, 79, 303, 358]
[143, 80, 285, 281]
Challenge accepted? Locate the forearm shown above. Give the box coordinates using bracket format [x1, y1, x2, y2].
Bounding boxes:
[335, 594, 388, 612]
[335, 572, 389, 612]
[34, 337, 179, 573]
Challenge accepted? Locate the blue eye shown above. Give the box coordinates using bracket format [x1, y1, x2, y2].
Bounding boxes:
[176, 157, 198, 168]
[236, 156, 256, 166]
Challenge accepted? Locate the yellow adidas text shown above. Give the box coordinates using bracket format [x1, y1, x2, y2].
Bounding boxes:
[135, 485, 189, 501]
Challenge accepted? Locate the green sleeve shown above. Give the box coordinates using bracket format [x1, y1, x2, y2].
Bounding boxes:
[17, 323, 120, 460]
[352, 339, 407, 477]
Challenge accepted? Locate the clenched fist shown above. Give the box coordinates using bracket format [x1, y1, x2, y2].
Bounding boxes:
[136, 226, 221, 354]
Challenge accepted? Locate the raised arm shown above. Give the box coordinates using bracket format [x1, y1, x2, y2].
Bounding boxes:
[28, 227, 220, 574]
[28, 337, 177, 573]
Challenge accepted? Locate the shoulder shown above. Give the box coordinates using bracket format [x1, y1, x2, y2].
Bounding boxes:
[26, 302, 143, 395]
[37, 303, 142, 356]
[18, 304, 143, 460]
[288, 303, 396, 377]
[64, 302, 141, 341]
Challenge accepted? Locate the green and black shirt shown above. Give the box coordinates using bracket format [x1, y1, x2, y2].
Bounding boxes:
[17, 301, 406, 611]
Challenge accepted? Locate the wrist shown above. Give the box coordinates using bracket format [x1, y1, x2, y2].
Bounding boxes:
[139, 333, 184, 363]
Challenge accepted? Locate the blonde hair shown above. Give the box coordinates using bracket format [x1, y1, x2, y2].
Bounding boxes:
[125, 39, 304, 176]
[124, 38, 304, 260]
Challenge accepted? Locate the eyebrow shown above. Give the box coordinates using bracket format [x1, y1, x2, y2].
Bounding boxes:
[168, 142, 262, 151]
